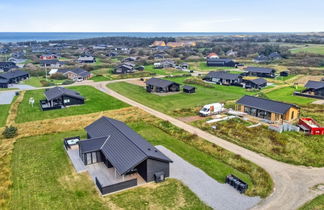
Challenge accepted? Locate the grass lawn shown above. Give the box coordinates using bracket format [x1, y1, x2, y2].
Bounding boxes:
[16, 86, 129, 123]
[10, 131, 209, 209]
[188, 61, 234, 71]
[299, 194, 324, 210]
[265, 86, 315, 105]
[90, 75, 112, 82]
[108, 77, 255, 117]
[274, 75, 297, 81]
[144, 65, 185, 75]
[22, 77, 69, 87]
[0, 104, 11, 127]
[290, 45, 324, 55]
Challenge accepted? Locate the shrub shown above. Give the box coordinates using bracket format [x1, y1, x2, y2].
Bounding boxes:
[2, 126, 18, 138]
[184, 77, 214, 88]
[40, 80, 55, 87]
[50, 73, 67, 80]
[62, 80, 74, 85]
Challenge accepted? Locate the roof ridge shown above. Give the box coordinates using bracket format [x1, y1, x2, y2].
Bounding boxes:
[243, 95, 298, 107]
[104, 117, 153, 157]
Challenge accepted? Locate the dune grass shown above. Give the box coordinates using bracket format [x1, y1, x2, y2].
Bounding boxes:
[15, 86, 129, 123]
[290, 45, 324, 55]
[0, 104, 11, 127]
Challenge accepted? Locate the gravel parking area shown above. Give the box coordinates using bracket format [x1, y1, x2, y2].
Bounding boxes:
[156, 145, 261, 210]
[0, 92, 16, 104]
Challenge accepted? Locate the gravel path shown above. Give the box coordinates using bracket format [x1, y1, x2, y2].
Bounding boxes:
[156, 145, 261, 210]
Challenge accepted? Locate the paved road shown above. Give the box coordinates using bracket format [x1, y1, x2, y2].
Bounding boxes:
[157, 145, 261, 210]
[92, 83, 324, 210]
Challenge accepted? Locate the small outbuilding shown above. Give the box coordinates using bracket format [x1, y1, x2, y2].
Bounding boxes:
[183, 85, 196, 93]
[280, 71, 289, 77]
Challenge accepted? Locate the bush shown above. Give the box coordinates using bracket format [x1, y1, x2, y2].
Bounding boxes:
[40, 80, 55, 87]
[184, 77, 214, 88]
[62, 80, 74, 85]
[2, 126, 18, 138]
[50, 73, 67, 80]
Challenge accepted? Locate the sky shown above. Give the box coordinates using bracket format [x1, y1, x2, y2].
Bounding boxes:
[0, 0, 323, 32]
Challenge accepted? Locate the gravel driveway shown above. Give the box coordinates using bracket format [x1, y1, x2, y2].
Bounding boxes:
[0, 92, 16, 104]
[156, 145, 261, 210]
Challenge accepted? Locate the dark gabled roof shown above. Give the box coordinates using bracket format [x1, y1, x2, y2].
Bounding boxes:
[0, 62, 17, 68]
[57, 68, 90, 77]
[205, 71, 241, 80]
[0, 70, 29, 80]
[248, 78, 267, 85]
[44, 87, 84, 101]
[146, 78, 179, 88]
[237, 95, 298, 115]
[207, 58, 234, 63]
[78, 136, 107, 153]
[245, 67, 275, 74]
[304, 80, 324, 90]
[84, 117, 172, 175]
[183, 85, 195, 91]
[40, 59, 61, 65]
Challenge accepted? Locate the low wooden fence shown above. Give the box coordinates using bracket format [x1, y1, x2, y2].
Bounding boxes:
[95, 177, 137, 195]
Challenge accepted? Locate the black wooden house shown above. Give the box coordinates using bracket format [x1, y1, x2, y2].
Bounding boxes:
[40, 87, 85, 111]
[79, 117, 172, 182]
[244, 67, 276, 78]
[0, 70, 29, 85]
[146, 78, 180, 93]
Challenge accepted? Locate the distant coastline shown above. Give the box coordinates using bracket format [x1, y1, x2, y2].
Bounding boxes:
[0, 32, 293, 43]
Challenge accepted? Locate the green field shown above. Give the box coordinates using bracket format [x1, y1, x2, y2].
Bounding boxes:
[10, 131, 209, 209]
[265, 86, 315, 105]
[107, 77, 255, 116]
[144, 65, 185, 75]
[290, 45, 324, 55]
[0, 104, 11, 127]
[22, 77, 70, 87]
[90, 75, 112, 82]
[16, 86, 129, 123]
[299, 194, 324, 210]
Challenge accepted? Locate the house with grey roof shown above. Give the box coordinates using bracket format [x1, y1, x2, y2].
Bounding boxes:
[40, 59, 64, 68]
[146, 78, 180, 93]
[204, 71, 242, 86]
[242, 78, 267, 89]
[57, 68, 91, 81]
[0, 62, 17, 72]
[301, 80, 324, 98]
[206, 58, 238, 67]
[236, 95, 300, 122]
[40, 87, 84, 111]
[66, 117, 172, 195]
[244, 67, 276, 78]
[0, 70, 29, 85]
[77, 56, 96, 63]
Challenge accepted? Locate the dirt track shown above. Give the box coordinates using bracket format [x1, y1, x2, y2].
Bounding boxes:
[93, 83, 324, 210]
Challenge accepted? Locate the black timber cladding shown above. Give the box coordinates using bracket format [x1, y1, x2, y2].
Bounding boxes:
[83, 117, 172, 175]
[44, 87, 84, 101]
[0, 70, 29, 80]
[245, 67, 275, 74]
[237, 95, 298, 114]
[204, 71, 241, 80]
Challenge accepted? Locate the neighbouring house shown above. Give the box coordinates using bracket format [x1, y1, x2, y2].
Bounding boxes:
[253, 55, 270, 63]
[146, 78, 180, 93]
[280, 71, 289, 77]
[268, 52, 282, 60]
[207, 53, 219, 59]
[77, 56, 96, 63]
[0, 62, 17, 72]
[8, 57, 27, 65]
[40, 87, 85, 111]
[183, 85, 196, 93]
[226, 50, 238, 57]
[244, 67, 276, 78]
[40, 59, 64, 68]
[153, 60, 176, 69]
[206, 58, 237, 67]
[153, 53, 165, 60]
[0, 79, 8, 88]
[123, 57, 137, 62]
[152, 41, 166, 47]
[166, 42, 184, 48]
[107, 52, 118, 57]
[113, 63, 136, 74]
[57, 68, 91, 81]
[67, 116, 172, 195]
[302, 80, 324, 98]
[203, 71, 242, 86]
[0, 70, 29, 85]
[243, 78, 267, 89]
[236, 95, 300, 122]
[40, 54, 58, 60]
[180, 63, 189, 69]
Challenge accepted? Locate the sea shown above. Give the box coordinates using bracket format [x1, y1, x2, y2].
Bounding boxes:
[0, 32, 273, 43]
